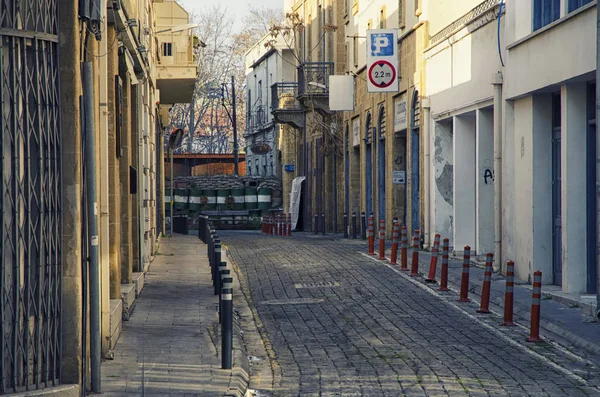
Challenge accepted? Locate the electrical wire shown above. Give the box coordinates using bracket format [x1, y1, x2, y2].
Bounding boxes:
[497, 0, 505, 67]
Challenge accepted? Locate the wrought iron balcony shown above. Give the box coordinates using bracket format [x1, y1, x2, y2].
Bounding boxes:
[271, 82, 304, 129]
[297, 62, 334, 98]
[246, 105, 269, 134]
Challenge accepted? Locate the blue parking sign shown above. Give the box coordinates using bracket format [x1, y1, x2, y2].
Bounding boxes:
[370, 33, 394, 57]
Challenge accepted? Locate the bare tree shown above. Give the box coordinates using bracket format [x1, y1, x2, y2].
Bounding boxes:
[166, 4, 285, 154]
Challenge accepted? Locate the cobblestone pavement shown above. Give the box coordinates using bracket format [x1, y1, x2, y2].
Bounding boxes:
[223, 231, 600, 397]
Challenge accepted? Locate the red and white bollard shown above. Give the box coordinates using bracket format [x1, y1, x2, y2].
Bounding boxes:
[477, 253, 494, 314]
[458, 246, 471, 302]
[500, 261, 516, 326]
[410, 230, 420, 277]
[378, 219, 386, 260]
[425, 234, 441, 283]
[287, 213, 292, 236]
[368, 215, 375, 255]
[390, 219, 399, 265]
[438, 238, 450, 291]
[527, 271, 543, 343]
[400, 225, 408, 271]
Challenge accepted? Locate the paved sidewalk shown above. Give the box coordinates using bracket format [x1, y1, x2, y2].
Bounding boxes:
[101, 234, 248, 397]
[223, 231, 600, 397]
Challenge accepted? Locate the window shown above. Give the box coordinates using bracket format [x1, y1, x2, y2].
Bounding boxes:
[353, 37, 358, 67]
[533, 0, 560, 31]
[568, 0, 592, 12]
[258, 80, 262, 103]
[398, 0, 405, 29]
[379, 6, 386, 29]
[162, 42, 172, 57]
[345, 43, 349, 72]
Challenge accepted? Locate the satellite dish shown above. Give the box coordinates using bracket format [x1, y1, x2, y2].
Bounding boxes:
[169, 128, 184, 149]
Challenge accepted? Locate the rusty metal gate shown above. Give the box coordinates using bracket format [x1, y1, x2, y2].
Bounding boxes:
[0, 0, 62, 393]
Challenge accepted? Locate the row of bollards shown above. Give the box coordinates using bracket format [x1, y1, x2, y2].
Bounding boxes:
[341, 212, 367, 240]
[199, 215, 234, 368]
[261, 214, 292, 236]
[366, 213, 544, 343]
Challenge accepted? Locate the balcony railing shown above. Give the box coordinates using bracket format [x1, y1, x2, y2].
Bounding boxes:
[247, 105, 268, 132]
[271, 82, 302, 112]
[297, 62, 334, 97]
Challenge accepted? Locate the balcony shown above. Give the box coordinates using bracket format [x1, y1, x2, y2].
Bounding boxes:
[246, 105, 270, 136]
[297, 62, 334, 114]
[156, 34, 197, 104]
[271, 82, 305, 129]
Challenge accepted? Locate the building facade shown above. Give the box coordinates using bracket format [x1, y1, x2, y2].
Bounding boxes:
[271, 0, 346, 232]
[244, 34, 295, 179]
[503, 0, 596, 294]
[343, 0, 427, 238]
[0, 0, 195, 393]
[424, 0, 505, 259]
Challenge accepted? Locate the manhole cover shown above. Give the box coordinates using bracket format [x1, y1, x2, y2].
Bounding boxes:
[261, 298, 324, 305]
[294, 281, 340, 289]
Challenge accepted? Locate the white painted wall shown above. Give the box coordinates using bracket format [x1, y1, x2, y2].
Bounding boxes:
[432, 120, 454, 246]
[426, 15, 504, 115]
[561, 83, 588, 293]
[426, 0, 482, 36]
[476, 109, 494, 256]
[453, 115, 476, 251]
[505, 5, 595, 100]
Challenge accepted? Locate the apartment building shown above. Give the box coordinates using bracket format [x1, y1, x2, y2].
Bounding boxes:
[244, 34, 295, 179]
[503, 0, 596, 294]
[342, 0, 426, 237]
[424, 0, 505, 257]
[270, 0, 346, 231]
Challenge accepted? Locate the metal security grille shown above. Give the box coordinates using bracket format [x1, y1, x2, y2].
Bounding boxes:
[0, 0, 62, 393]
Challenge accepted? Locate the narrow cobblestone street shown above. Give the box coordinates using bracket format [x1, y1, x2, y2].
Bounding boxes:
[223, 231, 600, 397]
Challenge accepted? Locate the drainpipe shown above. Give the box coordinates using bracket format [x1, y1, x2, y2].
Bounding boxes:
[422, 98, 431, 249]
[595, 0, 600, 317]
[83, 62, 101, 393]
[492, 72, 503, 273]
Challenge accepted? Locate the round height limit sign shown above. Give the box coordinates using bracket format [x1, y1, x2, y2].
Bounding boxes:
[368, 60, 396, 89]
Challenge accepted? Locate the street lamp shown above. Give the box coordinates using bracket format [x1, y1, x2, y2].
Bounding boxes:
[169, 128, 184, 237]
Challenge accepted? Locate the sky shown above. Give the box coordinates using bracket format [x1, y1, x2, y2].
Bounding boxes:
[177, 0, 285, 34]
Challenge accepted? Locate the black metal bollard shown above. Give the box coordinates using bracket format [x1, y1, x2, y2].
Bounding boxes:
[344, 212, 349, 238]
[361, 212, 366, 240]
[221, 287, 233, 369]
[219, 275, 233, 324]
[216, 261, 227, 296]
[212, 242, 221, 292]
[352, 212, 357, 239]
[321, 212, 326, 235]
[314, 213, 319, 235]
[208, 229, 215, 268]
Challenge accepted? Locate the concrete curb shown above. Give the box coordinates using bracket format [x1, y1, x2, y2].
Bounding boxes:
[11, 385, 80, 397]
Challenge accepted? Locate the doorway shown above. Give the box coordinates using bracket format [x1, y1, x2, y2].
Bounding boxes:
[552, 93, 563, 286]
[411, 90, 420, 233]
[365, 113, 373, 216]
[378, 106, 386, 223]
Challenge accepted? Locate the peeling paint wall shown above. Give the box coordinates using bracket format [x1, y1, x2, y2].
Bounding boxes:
[433, 120, 454, 246]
